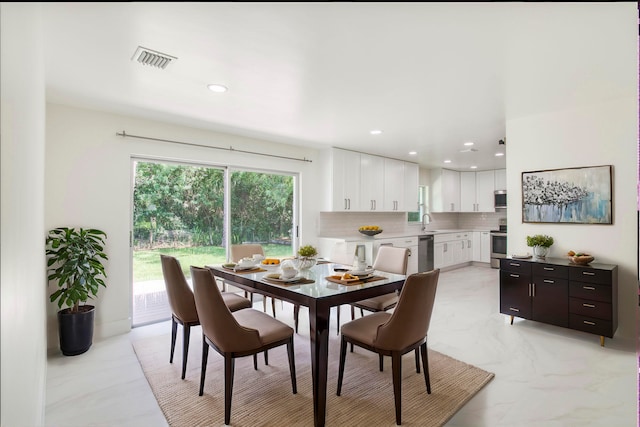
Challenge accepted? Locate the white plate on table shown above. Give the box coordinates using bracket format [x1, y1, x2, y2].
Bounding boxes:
[347, 269, 374, 276]
[263, 273, 302, 283]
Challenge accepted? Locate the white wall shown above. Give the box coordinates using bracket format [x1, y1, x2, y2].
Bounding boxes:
[506, 96, 638, 339]
[45, 104, 324, 349]
[1, 3, 48, 426]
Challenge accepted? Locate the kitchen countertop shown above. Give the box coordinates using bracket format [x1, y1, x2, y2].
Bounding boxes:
[319, 229, 492, 242]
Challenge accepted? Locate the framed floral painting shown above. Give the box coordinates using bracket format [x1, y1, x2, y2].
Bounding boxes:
[522, 165, 612, 224]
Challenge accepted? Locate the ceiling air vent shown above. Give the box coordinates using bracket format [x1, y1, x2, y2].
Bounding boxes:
[131, 46, 177, 69]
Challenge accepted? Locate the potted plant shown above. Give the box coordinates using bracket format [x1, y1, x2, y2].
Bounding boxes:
[46, 227, 108, 356]
[526, 234, 554, 258]
[295, 244, 318, 270]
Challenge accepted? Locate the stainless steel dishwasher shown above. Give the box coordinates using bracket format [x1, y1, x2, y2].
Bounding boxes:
[418, 235, 434, 272]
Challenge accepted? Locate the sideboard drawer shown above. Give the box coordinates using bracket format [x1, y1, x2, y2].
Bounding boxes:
[533, 263, 568, 279]
[500, 259, 532, 274]
[569, 314, 613, 338]
[569, 297, 611, 320]
[569, 267, 612, 285]
[569, 282, 612, 303]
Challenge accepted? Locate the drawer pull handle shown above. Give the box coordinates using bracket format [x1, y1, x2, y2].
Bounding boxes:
[583, 303, 596, 308]
[583, 286, 596, 290]
[509, 263, 520, 267]
[510, 274, 520, 278]
[583, 320, 596, 326]
[543, 267, 554, 271]
[543, 279, 554, 283]
[509, 307, 520, 312]
[582, 271, 596, 276]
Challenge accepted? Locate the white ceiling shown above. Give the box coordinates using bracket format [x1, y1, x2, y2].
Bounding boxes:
[40, 3, 634, 170]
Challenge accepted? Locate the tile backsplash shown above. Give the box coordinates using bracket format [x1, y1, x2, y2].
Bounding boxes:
[317, 211, 507, 237]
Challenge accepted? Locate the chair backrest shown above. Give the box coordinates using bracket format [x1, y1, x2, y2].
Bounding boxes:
[373, 246, 409, 275]
[374, 269, 440, 350]
[330, 242, 354, 266]
[160, 255, 199, 323]
[190, 266, 261, 353]
[230, 244, 264, 262]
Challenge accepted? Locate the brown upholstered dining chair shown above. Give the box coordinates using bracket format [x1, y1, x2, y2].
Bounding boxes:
[230, 243, 303, 332]
[191, 266, 297, 426]
[345, 246, 409, 328]
[160, 255, 251, 379]
[336, 269, 440, 425]
[229, 243, 276, 316]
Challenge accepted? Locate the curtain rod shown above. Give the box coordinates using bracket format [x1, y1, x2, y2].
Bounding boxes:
[116, 130, 312, 163]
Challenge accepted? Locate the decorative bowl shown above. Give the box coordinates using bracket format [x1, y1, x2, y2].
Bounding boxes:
[293, 257, 317, 270]
[570, 255, 594, 265]
[359, 229, 383, 236]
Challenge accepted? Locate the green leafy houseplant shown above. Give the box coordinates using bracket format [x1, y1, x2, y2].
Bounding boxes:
[46, 227, 108, 356]
[46, 227, 108, 312]
[526, 234, 554, 248]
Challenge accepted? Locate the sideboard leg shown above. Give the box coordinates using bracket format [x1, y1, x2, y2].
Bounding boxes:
[510, 315, 514, 325]
[600, 336, 605, 347]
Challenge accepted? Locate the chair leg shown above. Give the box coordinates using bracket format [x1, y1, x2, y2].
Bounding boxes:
[263, 296, 267, 313]
[415, 348, 421, 373]
[253, 354, 258, 370]
[336, 305, 340, 335]
[198, 337, 209, 396]
[224, 355, 235, 426]
[271, 298, 277, 318]
[170, 317, 177, 363]
[379, 354, 384, 372]
[287, 338, 297, 394]
[264, 350, 269, 366]
[391, 351, 403, 425]
[336, 336, 348, 396]
[421, 342, 431, 394]
[360, 308, 364, 318]
[181, 324, 191, 379]
[351, 305, 355, 320]
[294, 305, 300, 333]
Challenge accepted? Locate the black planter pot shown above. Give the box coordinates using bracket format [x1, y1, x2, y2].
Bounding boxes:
[58, 305, 95, 356]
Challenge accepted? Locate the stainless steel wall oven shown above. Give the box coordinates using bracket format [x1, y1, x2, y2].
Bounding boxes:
[490, 218, 507, 268]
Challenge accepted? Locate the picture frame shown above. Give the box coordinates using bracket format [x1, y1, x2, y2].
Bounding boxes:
[522, 165, 612, 224]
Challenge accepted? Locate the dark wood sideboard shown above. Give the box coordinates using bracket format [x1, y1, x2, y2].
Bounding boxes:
[500, 256, 618, 346]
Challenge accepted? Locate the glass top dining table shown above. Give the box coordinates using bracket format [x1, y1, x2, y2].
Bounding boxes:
[208, 261, 406, 427]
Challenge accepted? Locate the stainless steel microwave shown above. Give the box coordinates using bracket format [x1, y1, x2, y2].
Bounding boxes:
[494, 190, 507, 209]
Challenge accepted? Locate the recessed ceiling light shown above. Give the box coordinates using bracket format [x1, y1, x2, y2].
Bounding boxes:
[470, 165, 478, 169]
[495, 152, 504, 157]
[370, 129, 383, 135]
[444, 160, 452, 164]
[207, 84, 228, 93]
[464, 141, 475, 146]
[409, 151, 417, 155]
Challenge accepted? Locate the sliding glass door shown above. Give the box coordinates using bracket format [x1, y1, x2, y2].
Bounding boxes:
[131, 159, 296, 326]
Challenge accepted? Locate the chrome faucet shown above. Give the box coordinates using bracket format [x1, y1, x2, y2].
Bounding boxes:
[421, 213, 432, 231]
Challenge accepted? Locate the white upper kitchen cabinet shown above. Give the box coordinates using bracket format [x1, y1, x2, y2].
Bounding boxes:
[383, 159, 419, 212]
[494, 169, 506, 191]
[360, 153, 384, 211]
[402, 162, 419, 212]
[430, 168, 460, 212]
[461, 170, 495, 212]
[322, 148, 361, 211]
[383, 157, 404, 211]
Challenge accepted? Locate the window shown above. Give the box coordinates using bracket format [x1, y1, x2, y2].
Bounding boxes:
[131, 159, 296, 326]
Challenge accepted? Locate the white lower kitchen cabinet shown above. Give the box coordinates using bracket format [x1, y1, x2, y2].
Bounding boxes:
[472, 231, 491, 263]
[434, 232, 472, 270]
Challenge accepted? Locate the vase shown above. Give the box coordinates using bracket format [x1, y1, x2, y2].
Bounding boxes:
[533, 246, 549, 258]
[295, 257, 317, 270]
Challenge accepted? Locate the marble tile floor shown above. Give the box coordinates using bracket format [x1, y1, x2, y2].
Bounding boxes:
[45, 265, 637, 426]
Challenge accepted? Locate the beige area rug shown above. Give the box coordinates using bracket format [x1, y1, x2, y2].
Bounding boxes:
[133, 328, 494, 427]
